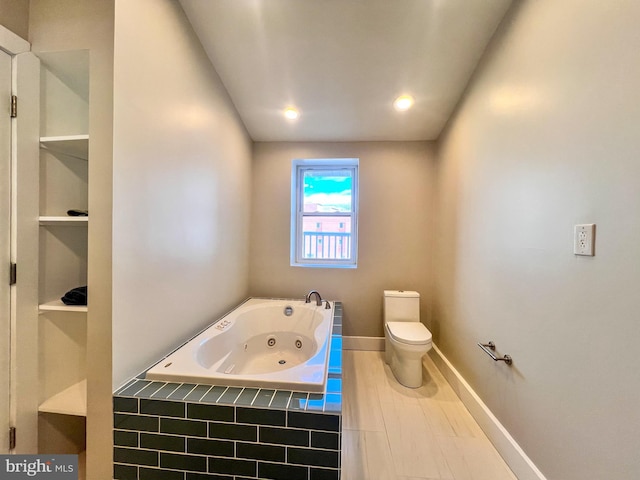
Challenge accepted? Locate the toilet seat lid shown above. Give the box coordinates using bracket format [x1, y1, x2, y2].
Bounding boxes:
[386, 322, 432, 345]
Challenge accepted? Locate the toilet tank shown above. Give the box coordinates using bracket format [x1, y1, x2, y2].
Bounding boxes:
[383, 290, 420, 322]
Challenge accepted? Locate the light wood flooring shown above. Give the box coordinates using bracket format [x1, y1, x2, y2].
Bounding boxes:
[340, 350, 518, 480]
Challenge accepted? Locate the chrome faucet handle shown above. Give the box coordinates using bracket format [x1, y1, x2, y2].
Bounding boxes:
[324, 300, 331, 309]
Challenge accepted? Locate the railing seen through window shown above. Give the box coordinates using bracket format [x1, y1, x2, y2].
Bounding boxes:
[302, 231, 352, 259]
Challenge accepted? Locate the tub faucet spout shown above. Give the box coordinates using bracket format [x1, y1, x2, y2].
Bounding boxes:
[305, 290, 323, 306]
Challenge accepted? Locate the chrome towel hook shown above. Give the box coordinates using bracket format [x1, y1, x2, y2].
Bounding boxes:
[477, 341, 513, 366]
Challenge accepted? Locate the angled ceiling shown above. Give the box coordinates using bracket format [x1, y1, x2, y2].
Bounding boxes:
[179, 0, 512, 142]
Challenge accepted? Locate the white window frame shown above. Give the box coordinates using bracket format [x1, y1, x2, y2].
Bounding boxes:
[291, 158, 359, 268]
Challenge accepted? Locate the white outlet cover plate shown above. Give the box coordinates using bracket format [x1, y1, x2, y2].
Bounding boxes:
[574, 224, 595, 256]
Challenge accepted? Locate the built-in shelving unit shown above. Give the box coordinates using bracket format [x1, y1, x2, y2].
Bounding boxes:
[37, 49, 89, 468]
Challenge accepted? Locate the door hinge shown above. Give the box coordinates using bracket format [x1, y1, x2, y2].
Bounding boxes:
[9, 426, 16, 450]
[10, 95, 17, 118]
[9, 262, 16, 285]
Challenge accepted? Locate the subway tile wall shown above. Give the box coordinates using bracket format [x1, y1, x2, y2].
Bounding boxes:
[113, 302, 343, 480]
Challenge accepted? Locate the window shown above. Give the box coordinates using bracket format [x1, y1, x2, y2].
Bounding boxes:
[291, 158, 359, 268]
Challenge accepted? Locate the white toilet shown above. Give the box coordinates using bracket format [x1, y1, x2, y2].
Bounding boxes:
[384, 290, 432, 388]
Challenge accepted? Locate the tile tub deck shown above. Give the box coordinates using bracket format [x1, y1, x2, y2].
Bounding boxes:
[113, 302, 343, 480]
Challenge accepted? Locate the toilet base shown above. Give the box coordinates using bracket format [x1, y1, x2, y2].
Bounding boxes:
[385, 335, 430, 388]
[388, 350, 424, 388]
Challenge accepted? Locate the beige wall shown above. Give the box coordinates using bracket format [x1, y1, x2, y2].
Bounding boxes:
[435, 1, 640, 479]
[251, 141, 436, 337]
[0, 0, 29, 39]
[112, 0, 252, 385]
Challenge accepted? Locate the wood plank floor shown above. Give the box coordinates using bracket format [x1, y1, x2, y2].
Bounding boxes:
[341, 350, 518, 480]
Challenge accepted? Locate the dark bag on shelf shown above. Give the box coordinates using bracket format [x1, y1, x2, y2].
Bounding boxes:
[61, 285, 87, 306]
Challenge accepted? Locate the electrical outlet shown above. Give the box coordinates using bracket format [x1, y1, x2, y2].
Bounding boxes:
[574, 224, 595, 256]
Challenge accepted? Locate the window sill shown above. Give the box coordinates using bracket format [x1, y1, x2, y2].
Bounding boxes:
[291, 262, 357, 269]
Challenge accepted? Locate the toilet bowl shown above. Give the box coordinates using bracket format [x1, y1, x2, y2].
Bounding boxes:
[383, 290, 432, 388]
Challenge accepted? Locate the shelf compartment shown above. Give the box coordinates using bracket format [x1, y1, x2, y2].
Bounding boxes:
[39, 380, 87, 417]
[39, 299, 87, 313]
[39, 216, 88, 226]
[40, 135, 89, 160]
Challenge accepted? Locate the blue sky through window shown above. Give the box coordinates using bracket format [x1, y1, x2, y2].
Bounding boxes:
[303, 171, 352, 213]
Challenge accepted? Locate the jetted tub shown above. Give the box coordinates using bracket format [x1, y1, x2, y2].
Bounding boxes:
[145, 298, 334, 393]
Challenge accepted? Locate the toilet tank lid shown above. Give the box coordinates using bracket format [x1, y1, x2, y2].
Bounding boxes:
[384, 290, 419, 298]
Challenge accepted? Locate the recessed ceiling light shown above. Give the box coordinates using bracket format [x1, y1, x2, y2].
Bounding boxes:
[393, 95, 414, 111]
[284, 106, 299, 120]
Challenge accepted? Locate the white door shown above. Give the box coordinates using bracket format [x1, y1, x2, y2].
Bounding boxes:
[0, 49, 12, 452]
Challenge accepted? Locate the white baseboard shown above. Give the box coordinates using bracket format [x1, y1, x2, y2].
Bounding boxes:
[342, 336, 384, 351]
[429, 345, 547, 480]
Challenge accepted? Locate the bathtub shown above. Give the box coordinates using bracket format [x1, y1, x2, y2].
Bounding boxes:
[145, 298, 335, 393]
